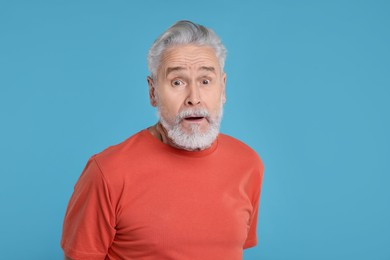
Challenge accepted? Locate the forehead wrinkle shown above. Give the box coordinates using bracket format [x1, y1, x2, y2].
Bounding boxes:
[165, 56, 217, 70]
[159, 46, 221, 78]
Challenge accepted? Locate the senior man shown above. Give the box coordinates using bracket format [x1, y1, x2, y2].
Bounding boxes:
[61, 20, 264, 260]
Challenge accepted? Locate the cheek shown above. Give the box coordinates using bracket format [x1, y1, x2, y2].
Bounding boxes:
[206, 92, 224, 108]
[158, 90, 184, 112]
[210, 96, 225, 117]
[157, 97, 181, 119]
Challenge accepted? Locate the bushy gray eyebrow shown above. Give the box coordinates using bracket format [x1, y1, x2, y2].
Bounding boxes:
[166, 66, 216, 77]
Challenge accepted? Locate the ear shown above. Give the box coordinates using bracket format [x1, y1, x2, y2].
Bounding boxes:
[147, 76, 157, 107]
[221, 72, 227, 104]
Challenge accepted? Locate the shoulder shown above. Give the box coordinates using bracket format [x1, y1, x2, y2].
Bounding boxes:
[218, 133, 264, 176]
[218, 134, 262, 160]
[218, 133, 264, 175]
[88, 130, 151, 178]
[218, 133, 264, 196]
[96, 129, 150, 157]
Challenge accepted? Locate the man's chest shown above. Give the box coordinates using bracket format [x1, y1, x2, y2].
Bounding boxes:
[112, 168, 253, 251]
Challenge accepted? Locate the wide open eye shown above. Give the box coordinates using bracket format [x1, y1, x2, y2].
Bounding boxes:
[172, 79, 184, 87]
[202, 79, 210, 85]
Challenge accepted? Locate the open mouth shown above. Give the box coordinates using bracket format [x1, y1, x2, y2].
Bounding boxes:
[184, 116, 205, 121]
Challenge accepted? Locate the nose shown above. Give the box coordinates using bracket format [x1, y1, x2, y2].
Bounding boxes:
[185, 84, 201, 106]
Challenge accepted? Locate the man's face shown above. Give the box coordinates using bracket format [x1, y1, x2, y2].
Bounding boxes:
[148, 45, 226, 150]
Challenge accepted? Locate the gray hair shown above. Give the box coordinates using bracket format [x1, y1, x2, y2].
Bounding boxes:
[147, 20, 227, 79]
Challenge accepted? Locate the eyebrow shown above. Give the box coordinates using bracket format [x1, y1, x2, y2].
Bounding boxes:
[199, 66, 216, 73]
[166, 66, 186, 77]
[165, 66, 216, 77]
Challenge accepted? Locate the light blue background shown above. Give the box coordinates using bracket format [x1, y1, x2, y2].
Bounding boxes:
[1, 0, 389, 259]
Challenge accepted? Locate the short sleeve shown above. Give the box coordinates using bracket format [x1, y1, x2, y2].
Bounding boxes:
[243, 160, 264, 249]
[61, 157, 116, 259]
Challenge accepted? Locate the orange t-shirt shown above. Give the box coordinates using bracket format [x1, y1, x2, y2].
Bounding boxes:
[61, 129, 264, 260]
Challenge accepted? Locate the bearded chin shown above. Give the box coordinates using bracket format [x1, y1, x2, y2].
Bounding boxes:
[157, 105, 223, 151]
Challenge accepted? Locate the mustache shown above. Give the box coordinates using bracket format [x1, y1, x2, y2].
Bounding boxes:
[176, 109, 210, 121]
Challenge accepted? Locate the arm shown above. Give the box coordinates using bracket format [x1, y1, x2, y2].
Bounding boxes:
[61, 158, 115, 259]
[243, 156, 264, 249]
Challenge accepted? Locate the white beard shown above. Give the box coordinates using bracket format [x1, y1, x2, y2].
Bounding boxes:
[157, 103, 223, 151]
